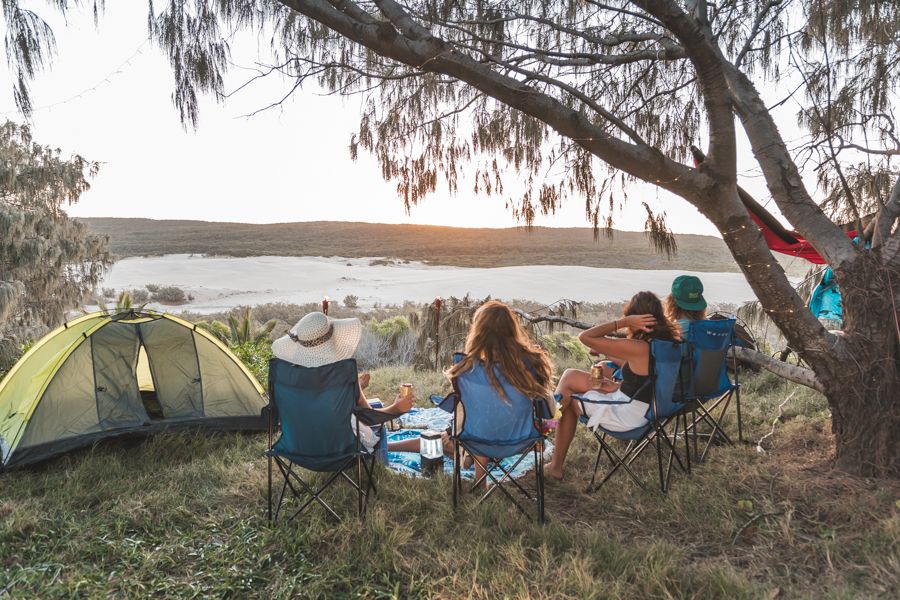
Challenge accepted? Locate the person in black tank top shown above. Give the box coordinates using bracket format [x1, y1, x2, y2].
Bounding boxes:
[618, 362, 653, 403]
[545, 291, 679, 482]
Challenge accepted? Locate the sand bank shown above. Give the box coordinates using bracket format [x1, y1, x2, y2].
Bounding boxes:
[101, 254, 762, 314]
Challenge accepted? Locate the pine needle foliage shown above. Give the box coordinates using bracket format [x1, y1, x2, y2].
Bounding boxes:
[0, 120, 111, 368]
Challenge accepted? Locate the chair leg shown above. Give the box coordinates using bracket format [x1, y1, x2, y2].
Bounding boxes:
[267, 454, 273, 524]
[655, 427, 666, 493]
[699, 394, 735, 461]
[691, 410, 699, 462]
[663, 420, 677, 490]
[535, 443, 545, 524]
[357, 456, 364, 518]
[452, 439, 460, 509]
[683, 413, 692, 475]
[589, 438, 646, 492]
[588, 434, 604, 490]
[735, 386, 744, 443]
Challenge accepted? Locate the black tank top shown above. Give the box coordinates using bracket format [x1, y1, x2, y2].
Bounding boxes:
[619, 362, 652, 403]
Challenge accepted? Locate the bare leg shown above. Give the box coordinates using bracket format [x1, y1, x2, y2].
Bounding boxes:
[387, 432, 460, 460]
[387, 438, 420, 452]
[472, 455, 490, 489]
[545, 369, 591, 481]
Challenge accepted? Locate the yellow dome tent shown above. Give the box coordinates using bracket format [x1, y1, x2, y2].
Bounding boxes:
[0, 310, 267, 469]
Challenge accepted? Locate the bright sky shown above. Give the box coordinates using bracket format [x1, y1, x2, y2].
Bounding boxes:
[0, 3, 796, 235]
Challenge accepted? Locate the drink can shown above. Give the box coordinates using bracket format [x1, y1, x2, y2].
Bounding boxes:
[590, 363, 603, 380]
[400, 383, 413, 399]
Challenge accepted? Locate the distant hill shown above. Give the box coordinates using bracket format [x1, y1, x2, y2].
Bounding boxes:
[82, 217, 744, 272]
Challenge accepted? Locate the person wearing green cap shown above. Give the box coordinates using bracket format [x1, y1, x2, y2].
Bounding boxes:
[665, 275, 708, 335]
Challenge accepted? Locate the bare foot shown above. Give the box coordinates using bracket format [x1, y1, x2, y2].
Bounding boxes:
[544, 462, 564, 481]
[358, 373, 371, 390]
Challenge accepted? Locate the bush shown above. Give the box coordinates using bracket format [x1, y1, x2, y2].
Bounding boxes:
[543, 332, 590, 365]
[196, 320, 230, 343]
[151, 286, 187, 304]
[354, 318, 417, 369]
[145, 284, 160, 293]
[102, 287, 116, 299]
[231, 341, 273, 385]
[250, 302, 309, 324]
[130, 288, 150, 304]
[343, 294, 359, 309]
[370, 316, 411, 342]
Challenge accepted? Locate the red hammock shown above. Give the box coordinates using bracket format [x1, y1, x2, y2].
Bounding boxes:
[746, 210, 857, 265]
[689, 146, 856, 265]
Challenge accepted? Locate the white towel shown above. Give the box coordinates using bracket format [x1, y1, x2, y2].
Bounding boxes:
[579, 389, 650, 432]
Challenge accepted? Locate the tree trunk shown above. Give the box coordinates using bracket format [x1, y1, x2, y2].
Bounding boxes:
[818, 257, 900, 478]
[824, 347, 900, 478]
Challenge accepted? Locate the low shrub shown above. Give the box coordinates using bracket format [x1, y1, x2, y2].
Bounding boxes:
[230, 341, 273, 384]
[151, 285, 187, 304]
[543, 332, 590, 365]
[129, 288, 150, 304]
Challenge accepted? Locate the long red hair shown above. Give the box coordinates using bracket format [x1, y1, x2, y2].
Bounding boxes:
[447, 301, 554, 401]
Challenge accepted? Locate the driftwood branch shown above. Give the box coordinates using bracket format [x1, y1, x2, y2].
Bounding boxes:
[733, 347, 823, 393]
[512, 308, 593, 330]
[513, 309, 824, 393]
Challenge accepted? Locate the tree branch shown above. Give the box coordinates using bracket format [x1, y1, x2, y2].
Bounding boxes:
[873, 174, 900, 251]
[511, 309, 823, 392]
[280, 0, 705, 198]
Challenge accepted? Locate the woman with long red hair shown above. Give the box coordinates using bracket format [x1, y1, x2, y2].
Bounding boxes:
[448, 300, 555, 482]
[389, 301, 554, 475]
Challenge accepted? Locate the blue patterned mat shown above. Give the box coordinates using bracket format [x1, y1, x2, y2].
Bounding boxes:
[386, 408, 552, 479]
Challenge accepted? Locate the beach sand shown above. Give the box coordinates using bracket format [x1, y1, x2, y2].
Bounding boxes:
[101, 254, 762, 313]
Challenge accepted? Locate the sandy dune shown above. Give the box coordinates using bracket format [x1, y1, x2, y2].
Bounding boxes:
[101, 254, 762, 313]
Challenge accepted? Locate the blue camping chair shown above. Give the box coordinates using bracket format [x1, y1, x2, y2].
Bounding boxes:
[434, 353, 551, 522]
[574, 339, 691, 493]
[682, 319, 743, 462]
[265, 357, 393, 522]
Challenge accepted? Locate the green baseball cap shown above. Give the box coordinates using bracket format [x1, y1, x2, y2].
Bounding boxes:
[671, 275, 707, 311]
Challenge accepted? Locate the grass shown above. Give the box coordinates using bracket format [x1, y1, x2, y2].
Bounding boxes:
[1, 368, 897, 598]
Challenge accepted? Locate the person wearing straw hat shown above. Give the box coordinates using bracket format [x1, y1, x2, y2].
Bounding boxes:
[664, 275, 708, 336]
[272, 311, 414, 451]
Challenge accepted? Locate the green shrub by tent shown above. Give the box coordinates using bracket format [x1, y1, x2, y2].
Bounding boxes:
[0, 310, 267, 469]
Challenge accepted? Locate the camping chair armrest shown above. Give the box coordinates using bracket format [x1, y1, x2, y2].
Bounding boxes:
[534, 397, 554, 420]
[352, 407, 398, 427]
[430, 392, 457, 413]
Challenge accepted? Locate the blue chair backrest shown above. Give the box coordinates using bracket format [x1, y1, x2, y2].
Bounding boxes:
[268, 357, 360, 463]
[452, 357, 544, 458]
[647, 339, 688, 421]
[685, 319, 735, 399]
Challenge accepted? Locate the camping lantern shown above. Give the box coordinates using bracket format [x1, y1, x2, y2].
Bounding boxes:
[322, 296, 329, 315]
[420, 430, 444, 475]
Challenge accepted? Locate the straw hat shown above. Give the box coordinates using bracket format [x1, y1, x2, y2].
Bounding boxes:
[271, 312, 362, 367]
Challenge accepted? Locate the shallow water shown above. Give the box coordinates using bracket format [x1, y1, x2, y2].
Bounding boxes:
[100, 254, 762, 313]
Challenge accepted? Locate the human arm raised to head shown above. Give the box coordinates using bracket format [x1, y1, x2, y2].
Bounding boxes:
[578, 315, 656, 373]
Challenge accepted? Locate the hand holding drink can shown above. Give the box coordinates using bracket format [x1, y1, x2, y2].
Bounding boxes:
[590, 362, 604, 390]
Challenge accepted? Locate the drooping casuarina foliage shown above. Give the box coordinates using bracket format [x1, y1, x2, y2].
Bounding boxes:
[0, 120, 111, 368]
[4, 0, 898, 476]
